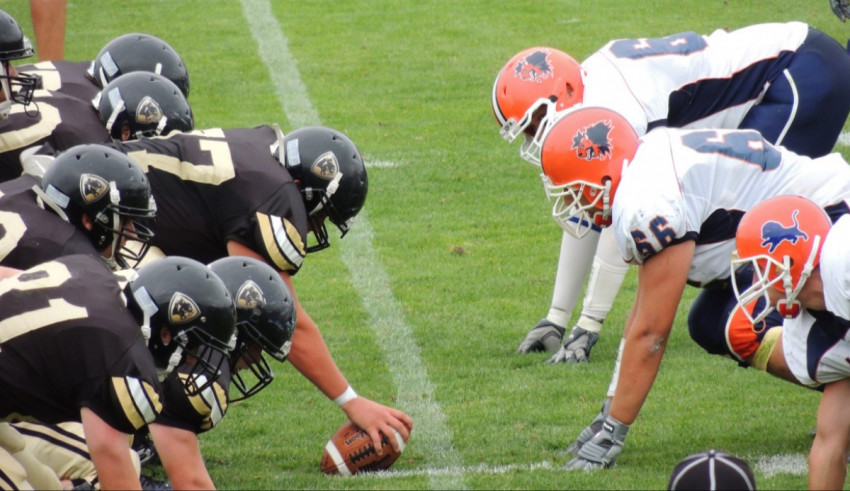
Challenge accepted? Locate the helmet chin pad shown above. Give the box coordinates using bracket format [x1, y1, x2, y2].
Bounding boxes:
[777, 299, 800, 319]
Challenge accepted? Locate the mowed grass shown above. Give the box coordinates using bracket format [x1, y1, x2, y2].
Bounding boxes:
[5, 0, 850, 489]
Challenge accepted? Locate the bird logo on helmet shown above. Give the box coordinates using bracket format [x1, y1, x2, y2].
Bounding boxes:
[571, 120, 614, 161]
[514, 49, 554, 83]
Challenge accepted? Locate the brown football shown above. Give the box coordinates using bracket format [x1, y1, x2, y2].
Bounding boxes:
[320, 421, 406, 475]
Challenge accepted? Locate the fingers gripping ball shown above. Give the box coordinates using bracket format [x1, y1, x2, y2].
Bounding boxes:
[320, 421, 405, 475]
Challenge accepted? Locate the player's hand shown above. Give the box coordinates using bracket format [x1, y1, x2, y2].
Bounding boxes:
[516, 319, 565, 353]
[831, 0, 850, 21]
[341, 396, 413, 455]
[562, 398, 611, 455]
[564, 416, 629, 471]
[546, 326, 599, 364]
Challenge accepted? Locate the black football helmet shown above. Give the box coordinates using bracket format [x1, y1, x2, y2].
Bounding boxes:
[88, 33, 190, 97]
[40, 144, 157, 269]
[280, 126, 368, 253]
[125, 256, 237, 395]
[94, 71, 194, 140]
[0, 9, 36, 118]
[208, 256, 296, 401]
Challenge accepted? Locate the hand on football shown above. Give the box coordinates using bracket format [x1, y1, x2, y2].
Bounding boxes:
[516, 319, 565, 353]
[340, 396, 413, 455]
[546, 326, 599, 364]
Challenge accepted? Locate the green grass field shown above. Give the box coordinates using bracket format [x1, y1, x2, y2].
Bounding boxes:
[5, 0, 850, 489]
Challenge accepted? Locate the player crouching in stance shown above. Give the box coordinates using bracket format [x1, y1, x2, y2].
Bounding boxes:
[0, 255, 236, 489]
[535, 106, 850, 471]
[732, 195, 850, 490]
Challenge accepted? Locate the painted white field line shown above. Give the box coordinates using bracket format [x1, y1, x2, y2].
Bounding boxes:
[365, 158, 402, 169]
[838, 131, 850, 147]
[753, 453, 807, 477]
[351, 460, 557, 479]
[240, 1, 465, 489]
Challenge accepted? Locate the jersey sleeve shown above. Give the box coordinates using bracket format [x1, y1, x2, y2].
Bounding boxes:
[74, 337, 163, 434]
[247, 186, 308, 275]
[613, 192, 690, 265]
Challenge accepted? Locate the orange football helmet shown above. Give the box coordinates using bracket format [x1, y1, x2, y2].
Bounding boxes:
[539, 106, 639, 238]
[491, 47, 585, 166]
[731, 195, 832, 323]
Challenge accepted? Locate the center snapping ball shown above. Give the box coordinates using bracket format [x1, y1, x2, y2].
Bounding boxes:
[320, 421, 406, 475]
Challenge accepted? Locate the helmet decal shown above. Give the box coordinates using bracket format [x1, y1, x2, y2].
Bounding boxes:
[571, 120, 613, 161]
[310, 151, 339, 180]
[169, 292, 200, 324]
[135, 96, 164, 125]
[760, 210, 808, 253]
[80, 174, 109, 204]
[513, 50, 553, 83]
[235, 280, 265, 310]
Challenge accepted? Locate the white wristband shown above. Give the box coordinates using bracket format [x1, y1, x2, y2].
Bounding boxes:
[334, 385, 358, 406]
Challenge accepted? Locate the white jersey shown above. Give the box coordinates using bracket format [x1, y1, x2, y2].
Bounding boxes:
[821, 215, 850, 320]
[612, 127, 850, 285]
[783, 309, 850, 387]
[581, 22, 809, 136]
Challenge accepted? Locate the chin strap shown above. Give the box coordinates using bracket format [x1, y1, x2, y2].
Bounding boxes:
[777, 234, 821, 318]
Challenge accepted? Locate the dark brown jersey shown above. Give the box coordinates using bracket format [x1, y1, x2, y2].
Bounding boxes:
[109, 126, 308, 274]
[0, 255, 162, 433]
[0, 174, 102, 269]
[16, 61, 101, 103]
[0, 89, 111, 182]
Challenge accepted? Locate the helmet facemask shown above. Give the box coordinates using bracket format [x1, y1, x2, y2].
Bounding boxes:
[0, 61, 37, 119]
[731, 234, 821, 324]
[303, 172, 343, 253]
[500, 97, 558, 167]
[542, 174, 612, 239]
[177, 326, 236, 397]
[91, 182, 157, 270]
[228, 317, 292, 402]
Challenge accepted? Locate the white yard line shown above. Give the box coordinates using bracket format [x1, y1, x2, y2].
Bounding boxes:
[240, 1, 465, 489]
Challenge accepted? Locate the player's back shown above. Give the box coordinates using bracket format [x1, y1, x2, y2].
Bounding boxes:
[16, 60, 100, 103]
[613, 127, 850, 284]
[0, 255, 161, 431]
[582, 22, 809, 135]
[111, 127, 307, 267]
[0, 90, 111, 182]
[0, 174, 101, 269]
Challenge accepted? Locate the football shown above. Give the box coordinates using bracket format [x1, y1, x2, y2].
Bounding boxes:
[320, 421, 406, 475]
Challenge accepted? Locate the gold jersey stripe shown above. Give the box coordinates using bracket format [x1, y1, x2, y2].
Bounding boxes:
[112, 377, 161, 430]
[256, 212, 304, 272]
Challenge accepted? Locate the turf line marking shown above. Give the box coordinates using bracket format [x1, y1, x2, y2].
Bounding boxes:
[753, 453, 807, 477]
[240, 2, 465, 489]
[354, 460, 556, 479]
[838, 131, 850, 147]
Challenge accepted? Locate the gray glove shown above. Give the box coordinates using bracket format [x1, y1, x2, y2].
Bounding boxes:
[564, 415, 629, 470]
[831, 0, 850, 21]
[546, 326, 599, 364]
[562, 398, 612, 455]
[516, 319, 565, 353]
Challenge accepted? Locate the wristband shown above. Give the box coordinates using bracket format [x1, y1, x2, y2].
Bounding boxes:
[334, 385, 358, 406]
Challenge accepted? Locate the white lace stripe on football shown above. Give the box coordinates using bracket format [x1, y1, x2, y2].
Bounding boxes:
[392, 428, 406, 453]
[324, 441, 351, 476]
